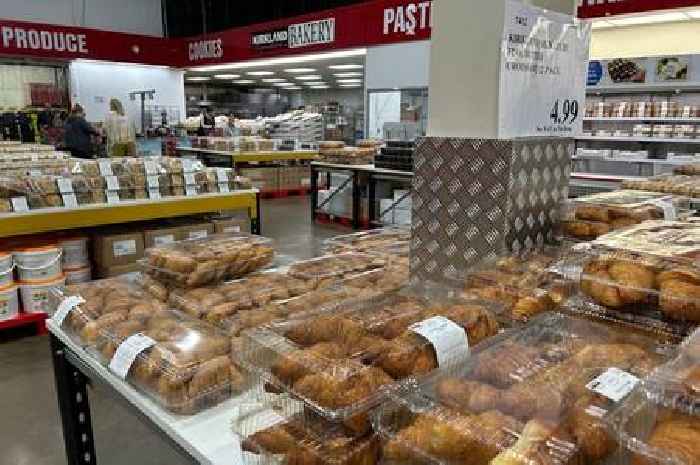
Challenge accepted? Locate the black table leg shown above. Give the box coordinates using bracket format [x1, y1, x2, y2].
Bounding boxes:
[310, 166, 318, 223]
[51, 334, 97, 465]
[352, 171, 361, 230]
[251, 192, 262, 235]
[367, 174, 377, 227]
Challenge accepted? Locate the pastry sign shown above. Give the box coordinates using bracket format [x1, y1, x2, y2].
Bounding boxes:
[383, 1, 433, 37]
[1, 26, 88, 54]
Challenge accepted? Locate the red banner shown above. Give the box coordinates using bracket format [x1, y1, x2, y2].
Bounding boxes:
[578, 0, 700, 18]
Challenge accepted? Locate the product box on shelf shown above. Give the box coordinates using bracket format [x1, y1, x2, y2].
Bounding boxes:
[238, 286, 503, 437]
[179, 222, 215, 241]
[375, 312, 671, 465]
[211, 217, 250, 235]
[92, 230, 145, 269]
[143, 226, 183, 249]
[97, 263, 140, 279]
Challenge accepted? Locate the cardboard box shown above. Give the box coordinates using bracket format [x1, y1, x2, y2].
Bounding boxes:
[212, 218, 250, 235]
[92, 231, 144, 269]
[95, 262, 140, 279]
[180, 222, 215, 241]
[144, 226, 183, 249]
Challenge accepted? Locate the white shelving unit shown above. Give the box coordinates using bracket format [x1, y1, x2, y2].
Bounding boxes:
[583, 117, 700, 123]
[577, 135, 700, 144]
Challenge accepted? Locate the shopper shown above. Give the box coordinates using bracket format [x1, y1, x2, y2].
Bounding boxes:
[64, 104, 99, 159]
[105, 98, 136, 157]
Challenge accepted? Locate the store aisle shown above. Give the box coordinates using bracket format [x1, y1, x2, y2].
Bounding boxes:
[0, 196, 343, 465]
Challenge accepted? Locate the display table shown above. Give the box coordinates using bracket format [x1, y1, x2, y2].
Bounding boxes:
[309, 162, 413, 230]
[0, 191, 261, 238]
[177, 147, 319, 168]
[48, 320, 244, 465]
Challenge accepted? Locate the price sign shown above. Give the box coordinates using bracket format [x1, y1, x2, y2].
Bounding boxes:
[184, 173, 196, 186]
[185, 186, 197, 196]
[62, 193, 78, 208]
[145, 159, 159, 175]
[98, 159, 113, 176]
[11, 197, 28, 212]
[57, 178, 74, 194]
[106, 190, 120, 204]
[104, 175, 120, 191]
[216, 168, 229, 183]
[148, 188, 161, 200]
[147, 175, 160, 189]
[218, 182, 230, 193]
[498, 1, 590, 138]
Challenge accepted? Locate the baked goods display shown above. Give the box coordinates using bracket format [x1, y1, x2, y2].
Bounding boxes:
[623, 174, 700, 198]
[239, 289, 501, 436]
[321, 147, 376, 165]
[143, 234, 275, 288]
[675, 164, 700, 176]
[322, 227, 410, 255]
[560, 190, 689, 241]
[375, 313, 668, 465]
[288, 253, 387, 286]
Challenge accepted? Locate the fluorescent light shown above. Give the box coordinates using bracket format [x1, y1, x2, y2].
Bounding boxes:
[309, 85, 330, 89]
[214, 74, 240, 79]
[285, 86, 302, 90]
[233, 79, 255, 84]
[262, 78, 286, 83]
[334, 72, 363, 78]
[284, 68, 316, 73]
[328, 64, 364, 70]
[246, 71, 275, 76]
[339, 84, 362, 88]
[336, 79, 362, 84]
[685, 9, 700, 19]
[186, 76, 211, 82]
[189, 48, 366, 72]
[274, 82, 296, 87]
[295, 75, 323, 81]
[304, 82, 327, 86]
[608, 12, 688, 26]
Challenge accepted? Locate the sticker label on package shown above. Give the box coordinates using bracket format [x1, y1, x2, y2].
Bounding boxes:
[147, 175, 160, 189]
[189, 230, 208, 240]
[218, 182, 230, 193]
[62, 193, 78, 208]
[184, 173, 196, 186]
[586, 367, 639, 402]
[106, 190, 120, 204]
[104, 175, 120, 191]
[410, 316, 469, 368]
[52, 296, 86, 326]
[11, 197, 29, 212]
[145, 160, 159, 175]
[182, 159, 195, 173]
[109, 333, 157, 380]
[154, 235, 175, 246]
[185, 186, 197, 196]
[148, 188, 161, 200]
[113, 239, 137, 257]
[98, 159, 113, 176]
[216, 168, 229, 183]
[57, 178, 74, 194]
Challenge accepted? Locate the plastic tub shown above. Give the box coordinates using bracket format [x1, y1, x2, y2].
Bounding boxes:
[13, 246, 62, 283]
[0, 253, 14, 288]
[59, 236, 90, 270]
[0, 284, 19, 321]
[20, 275, 66, 313]
[65, 267, 91, 285]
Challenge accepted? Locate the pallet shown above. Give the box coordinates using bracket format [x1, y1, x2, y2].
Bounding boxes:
[0, 312, 48, 336]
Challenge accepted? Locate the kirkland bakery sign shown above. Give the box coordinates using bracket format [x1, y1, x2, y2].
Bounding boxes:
[251, 18, 335, 50]
[1, 25, 88, 54]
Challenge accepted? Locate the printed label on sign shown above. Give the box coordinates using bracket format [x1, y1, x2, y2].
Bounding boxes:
[30, 169, 41, 177]
[189, 230, 208, 240]
[57, 178, 74, 194]
[184, 173, 196, 186]
[154, 235, 175, 246]
[11, 197, 29, 212]
[148, 189, 161, 200]
[52, 296, 85, 326]
[182, 159, 195, 173]
[147, 175, 160, 189]
[185, 186, 197, 196]
[218, 182, 230, 193]
[651, 198, 677, 221]
[62, 193, 78, 208]
[113, 240, 137, 257]
[145, 160, 159, 175]
[98, 159, 113, 176]
[105, 175, 120, 191]
[216, 168, 229, 183]
[109, 333, 157, 380]
[586, 367, 639, 402]
[410, 316, 469, 368]
[106, 190, 120, 204]
[498, 1, 590, 138]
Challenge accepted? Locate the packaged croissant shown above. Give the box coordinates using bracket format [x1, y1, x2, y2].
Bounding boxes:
[142, 233, 275, 288]
[375, 312, 671, 465]
[287, 252, 387, 288]
[239, 285, 503, 437]
[322, 227, 411, 255]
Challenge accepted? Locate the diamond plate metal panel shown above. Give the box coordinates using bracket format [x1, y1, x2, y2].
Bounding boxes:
[410, 137, 572, 280]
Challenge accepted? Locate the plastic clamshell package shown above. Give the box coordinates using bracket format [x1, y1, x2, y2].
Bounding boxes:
[142, 233, 275, 288]
[322, 227, 411, 255]
[374, 312, 672, 465]
[445, 247, 575, 324]
[90, 308, 246, 415]
[287, 252, 388, 286]
[642, 327, 700, 416]
[48, 275, 166, 348]
[561, 222, 700, 334]
[233, 404, 382, 465]
[238, 286, 504, 436]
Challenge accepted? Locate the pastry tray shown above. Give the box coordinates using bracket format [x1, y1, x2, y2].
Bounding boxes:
[322, 227, 411, 255]
[374, 312, 672, 465]
[286, 253, 388, 285]
[142, 233, 275, 288]
[238, 286, 504, 435]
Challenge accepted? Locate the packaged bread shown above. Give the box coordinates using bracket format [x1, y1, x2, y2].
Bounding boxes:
[375, 312, 669, 465]
[288, 253, 387, 288]
[143, 233, 275, 288]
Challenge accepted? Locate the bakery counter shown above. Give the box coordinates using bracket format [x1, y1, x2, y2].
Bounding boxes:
[0, 191, 261, 238]
[47, 319, 244, 465]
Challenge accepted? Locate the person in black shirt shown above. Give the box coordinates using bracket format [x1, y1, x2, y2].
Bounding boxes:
[64, 104, 99, 159]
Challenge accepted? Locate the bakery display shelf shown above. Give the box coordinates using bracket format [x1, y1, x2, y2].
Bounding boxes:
[0, 191, 260, 238]
[177, 146, 320, 163]
[587, 83, 700, 94]
[584, 117, 700, 123]
[47, 320, 245, 465]
[577, 135, 700, 144]
[570, 173, 647, 197]
[572, 156, 695, 165]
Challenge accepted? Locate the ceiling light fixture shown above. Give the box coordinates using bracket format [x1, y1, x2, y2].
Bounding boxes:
[336, 79, 362, 84]
[310, 85, 330, 89]
[328, 64, 364, 70]
[262, 78, 286, 83]
[295, 75, 323, 81]
[333, 72, 364, 78]
[339, 84, 362, 88]
[189, 48, 367, 72]
[186, 76, 211, 82]
[246, 71, 275, 76]
[608, 11, 688, 26]
[686, 9, 700, 19]
[274, 82, 296, 87]
[284, 68, 317, 73]
[285, 86, 302, 90]
[233, 79, 256, 84]
[214, 74, 240, 79]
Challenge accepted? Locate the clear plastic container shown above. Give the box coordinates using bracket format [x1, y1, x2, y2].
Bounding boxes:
[142, 233, 275, 288]
[623, 174, 700, 198]
[375, 312, 671, 465]
[287, 253, 387, 287]
[91, 309, 246, 414]
[322, 228, 411, 255]
[239, 287, 503, 436]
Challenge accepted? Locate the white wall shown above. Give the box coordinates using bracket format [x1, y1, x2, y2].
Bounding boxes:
[592, 21, 700, 59]
[69, 60, 185, 132]
[366, 41, 431, 90]
[2, 0, 163, 37]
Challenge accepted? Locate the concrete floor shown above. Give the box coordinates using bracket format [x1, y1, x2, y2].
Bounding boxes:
[0, 197, 344, 465]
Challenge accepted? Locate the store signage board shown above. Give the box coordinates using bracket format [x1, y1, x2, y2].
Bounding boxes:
[251, 18, 335, 50]
[578, 0, 700, 18]
[498, 1, 591, 138]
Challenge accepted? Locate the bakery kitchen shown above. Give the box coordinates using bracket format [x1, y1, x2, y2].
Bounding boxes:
[383, 1, 433, 36]
[1, 26, 88, 53]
